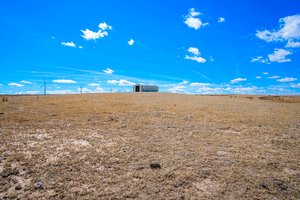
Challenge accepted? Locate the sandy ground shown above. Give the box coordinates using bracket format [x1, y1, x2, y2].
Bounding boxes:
[0, 93, 299, 199]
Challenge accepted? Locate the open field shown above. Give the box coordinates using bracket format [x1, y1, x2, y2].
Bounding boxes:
[0, 93, 299, 199]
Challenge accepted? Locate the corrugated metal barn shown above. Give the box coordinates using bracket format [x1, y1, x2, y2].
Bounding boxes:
[133, 84, 158, 92]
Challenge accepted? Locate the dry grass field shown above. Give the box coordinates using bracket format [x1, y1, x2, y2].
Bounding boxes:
[0, 93, 299, 199]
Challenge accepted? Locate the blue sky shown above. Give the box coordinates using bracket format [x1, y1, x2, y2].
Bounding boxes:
[0, 0, 300, 94]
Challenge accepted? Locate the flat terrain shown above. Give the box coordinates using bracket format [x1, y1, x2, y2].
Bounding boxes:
[0, 93, 299, 199]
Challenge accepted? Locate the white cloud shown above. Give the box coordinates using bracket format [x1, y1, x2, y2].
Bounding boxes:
[230, 78, 247, 84]
[107, 80, 118, 85]
[25, 91, 40, 94]
[0, 84, 3, 86]
[184, 8, 209, 30]
[20, 80, 32, 84]
[253, 48, 292, 64]
[81, 22, 112, 40]
[48, 90, 74, 94]
[268, 75, 280, 79]
[255, 76, 262, 79]
[251, 56, 268, 63]
[286, 40, 300, 48]
[103, 68, 114, 74]
[78, 46, 84, 49]
[88, 83, 100, 87]
[256, 14, 300, 48]
[277, 77, 297, 82]
[8, 82, 24, 87]
[61, 41, 76, 47]
[185, 47, 206, 63]
[119, 79, 135, 86]
[81, 29, 108, 40]
[179, 80, 189, 85]
[268, 48, 292, 63]
[169, 85, 186, 93]
[128, 39, 135, 46]
[263, 72, 269, 75]
[107, 79, 135, 86]
[95, 87, 105, 92]
[53, 79, 77, 84]
[98, 22, 112, 30]
[218, 17, 225, 23]
[190, 82, 211, 86]
[291, 83, 300, 88]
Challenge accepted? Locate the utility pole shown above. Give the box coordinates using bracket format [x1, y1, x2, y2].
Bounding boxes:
[43, 79, 46, 95]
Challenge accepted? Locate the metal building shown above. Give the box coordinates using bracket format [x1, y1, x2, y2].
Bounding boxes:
[133, 84, 158, 92]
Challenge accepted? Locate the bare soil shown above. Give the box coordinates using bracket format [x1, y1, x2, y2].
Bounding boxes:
[0, 93, 299, 199]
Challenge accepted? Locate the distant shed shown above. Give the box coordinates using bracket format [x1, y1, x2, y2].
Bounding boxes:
[133, 84, 158, 92]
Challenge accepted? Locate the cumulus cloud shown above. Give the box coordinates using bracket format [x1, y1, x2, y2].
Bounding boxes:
[88, 83, 100, 87]
[8, 82, 24, 87]
[61, 41, 76, 47]
[256, 14, 300, 48]
[20, 80, 32, 84]
[98, 22, 112, 30]
[255, 76, 262, 79]
[268, 48, 292, 63]
[184, 8, 209, 30]
[263, 72, 269, 75]
[107, 79, 135, 86]
[103, 68, 114, 74]
[252, 48, 292, 64]
[230, 78, 247, 84]
[128, 39, 135, 46]
[218, 17, 225, 23]
[277, 77, 297, 82]
[53, 79, 77, 84]
[185, 47, 206, 63]
[81, 22, 112, 40]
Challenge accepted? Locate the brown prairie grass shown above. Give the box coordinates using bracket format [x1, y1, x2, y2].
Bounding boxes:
[0, 93, 299, 199]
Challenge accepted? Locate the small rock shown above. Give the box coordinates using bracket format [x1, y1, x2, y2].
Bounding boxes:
[1, 169, 10, 178]
[150, 163, 161, 169]
[34, 180, 43, 190]
[15, 184, 22, 190]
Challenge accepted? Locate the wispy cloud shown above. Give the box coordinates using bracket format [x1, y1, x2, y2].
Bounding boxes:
[255, 76, 262, 79]
[185, 47, 206, 63]
[103, 68, 114, 74]
[184, 8, 208, 30]
[8, 82, 24, 87]
[277, 77, 297, 82]
[268, 76, 280, 79]
[230, 78, 247, 84]
[53, 79, 77, 84]
[20, 80, 32, 84]
[107, 79, 135, 86]
[88, 83, 100, 87]
[128, 39, 135, 46]
[190, 82, 211, 87]
[61, 41, 76, 47]
[169, 85, 186, 93]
